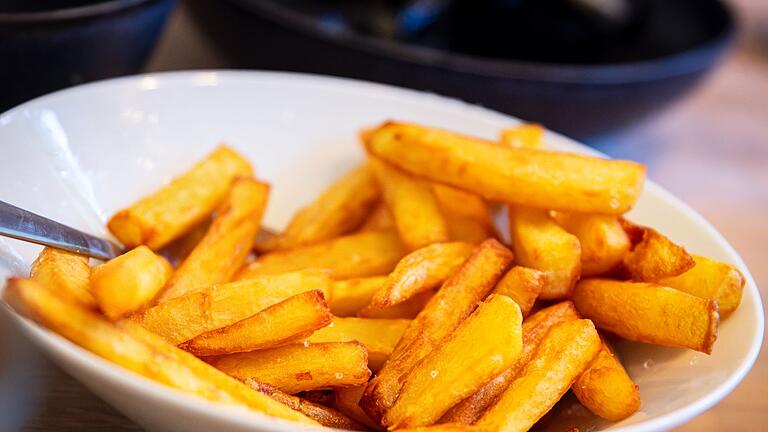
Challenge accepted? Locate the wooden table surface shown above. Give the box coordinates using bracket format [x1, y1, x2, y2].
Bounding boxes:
[3, 1, 766, 431]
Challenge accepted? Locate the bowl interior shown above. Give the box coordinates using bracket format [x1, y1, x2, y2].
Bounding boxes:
[0, 71, 762, 432]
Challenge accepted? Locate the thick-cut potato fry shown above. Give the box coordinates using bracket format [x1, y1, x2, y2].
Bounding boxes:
[362, 290, 436, 320]
[330, 276, 388, 317]
[660, 255, 745, 318]
[361, 239, 513, 422]
[335, 386, 382, 430]
[90, 245, 172, 319]
[499, 124, 543, 149]
[3, 278, 316, 425]
[441, 301, 580, 424]
[365, 122, 645, 214]
[476, 319, 601, 432]
[491, 266, 546, 317]
[132, 270, 332, 344]
[552, 212, 630, 277]
[306, 317, 410, 372]
[108, 146, 253, 249]
[508, 206, 581, 299]
[266, 164, 379, 251]
[362, 242, 475, 312]
[30, 247, 95, 309]
[622, 222, 695, 281]
[432, 184, 496, 243]
[238, 230, 406, 280]
[384, 295, 523, 428]
[370, 158, 449, 251]
[159, 178, 269, 301]
[358, 201, 396, 231]
[249, 381, 366, 430]
[573, 338, 640, 421]
[210, 342, 371, 394]
[181, 290, 332, 356]
[573, 279, 718, 353]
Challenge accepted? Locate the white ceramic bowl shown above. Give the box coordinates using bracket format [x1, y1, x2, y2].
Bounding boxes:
[0, 71, 762, 432]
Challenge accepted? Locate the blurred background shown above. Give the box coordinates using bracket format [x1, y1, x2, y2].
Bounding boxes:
[0, 0, 766, 430]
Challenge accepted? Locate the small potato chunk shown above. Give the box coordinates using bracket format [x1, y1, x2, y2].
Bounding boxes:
[108, 146, 253, 249]
[573, 338, 641, 421]
[210, 342, 371, 394]
[432, 184, 496, 243]
[499, 124, 544, 149]
[552, 212, 630, 277]
[91, 245, 172, 319]
[476, 319, 601, 432]
[30, 247, 95, 309]
[573, 279, 719, 353]
[491, 266, 546, 317]
[238, 230, 407, 280]
[508, 206, 581, 300]
[621, 221, 695, 281]
[370, 158, 449, 251]
[383, 295, 523, 429]
[180, 290, 332, 356]
[659, 255, 745, 318]
[306, 317, 410, 372]
[335, 386, 381, 430]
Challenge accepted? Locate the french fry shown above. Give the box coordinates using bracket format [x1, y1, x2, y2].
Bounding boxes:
[335, 386, 382, 430]
[622, 222, 695, 281]
[365, 122, 646, 214]
[108, 146, 253, 249]
[330, 276, 388, 317]
[306, 317, 410, 372]
[361, 290, 436, 319]
[358, 201, 396, 231]
[572, 338, 641, 421]
[238, 230, 407, 280]
[159, 178, 269, 301]
[552, 212, 630, 277]
[362, 242, 475, 313]
[491, 266, 545, 317]
[383, 295, 523, 428]
[573, 279, 718, 353]
[249, 381, 366, 430]
[90, 245, 172, 320]
[432, 184, 496, 243]
[3, 278, 316, 425]
[180, 290, 332, 356]
[659, 255, 745, 318]
[370, 158, 449, 251]
[132, 270, 332, 344]
[508, 206, 581, 299]
[476, 319, 601, 432]
[266, 164, 379, 251]
[361, 239, 513, 422]
[499, 123, 544, 149]
[210, 342, 371, 394]
[30, 247, 95, 309]
[441, 301, 580, 424]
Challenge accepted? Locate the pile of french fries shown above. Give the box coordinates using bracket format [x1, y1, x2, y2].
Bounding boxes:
[4, 121, 745, 432]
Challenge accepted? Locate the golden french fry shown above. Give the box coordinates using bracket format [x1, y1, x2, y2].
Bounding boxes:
[330, 276, 388, 317]
[432, 184, 496, 243]
[132, 270, 332, 344]
[441, 301, 580, 424]
[499, 123, 544, 149]
[306, 317, 410, 372]
[573, 338, 641, 421]
[552, 212, 630, 277]
[4, 278, 316, 425]
[659, 255, 745, 318]
[335, 386, 382, 430]
[361, 290, 435, 319]
[358, 201, 396, 232]
[238, 230, 407, 280]
[180, 290, 332, 356]
[370, 158, 449, 251]
[362, 242, 475, 312]
[210, 342, 371, 394]
[622, 221, 695, 281]
[573, 279, 718, 353]
[476, 319, 601, 432]
[365, 122, 645, 214]
[30, 247, 95, 309]
[248, 381, 366, 430]
[90, 246, 172, 320]
[361, 239, 513, 422]
[108, 146, 253, 249]
[159, 178, 269, 301]
[383, 295, 523, 428]
[491, 266, 545, 317]
[266, 164, 379, 251]
[508, 206, 581, 300]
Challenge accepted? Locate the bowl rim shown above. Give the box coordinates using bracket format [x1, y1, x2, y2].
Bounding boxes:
[0, 69, 763, 432]
[0, 0, 163, 24]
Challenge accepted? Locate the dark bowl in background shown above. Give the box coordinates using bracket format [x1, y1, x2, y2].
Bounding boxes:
[0, 0, 174, 112]
[187, 0, 734, 138]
